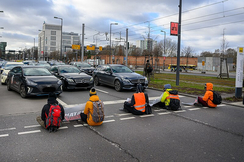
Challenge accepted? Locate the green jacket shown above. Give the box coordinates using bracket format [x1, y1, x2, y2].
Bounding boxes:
[160, 89, 172, 106]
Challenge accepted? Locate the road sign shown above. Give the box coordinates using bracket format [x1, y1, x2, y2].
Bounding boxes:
[72, 44, 80, 50]
[99, 46, 102, 51]
[86, 45, 95, 50]
[202, 61, 205, 66]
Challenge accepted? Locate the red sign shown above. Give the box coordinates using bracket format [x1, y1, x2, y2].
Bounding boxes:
[164, 57, 166, 60]
[41, 51, 43, 54]
[170, 22, 178, 36]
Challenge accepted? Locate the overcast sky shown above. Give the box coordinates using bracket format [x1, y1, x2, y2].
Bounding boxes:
[0, 0, 243, 55]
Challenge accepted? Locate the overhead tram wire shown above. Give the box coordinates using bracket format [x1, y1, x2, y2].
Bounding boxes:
[112, 0, 228, 32]
[144, 6, 244, 32]
[183, 19, 244, 32]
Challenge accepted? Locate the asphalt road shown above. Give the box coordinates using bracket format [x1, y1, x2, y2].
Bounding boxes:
[0, 83, 244, 162]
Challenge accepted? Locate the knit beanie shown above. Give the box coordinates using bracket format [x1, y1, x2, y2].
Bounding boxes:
[89, 87, 97, 96]
[164, 84, 171, 89]
[48, 92, 57, 102]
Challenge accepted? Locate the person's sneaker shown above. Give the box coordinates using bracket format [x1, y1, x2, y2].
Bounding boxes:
[194, 103, 203, 107]
[119, 107, 129, 113]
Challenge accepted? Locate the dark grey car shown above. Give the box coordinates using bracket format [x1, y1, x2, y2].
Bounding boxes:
[93, 64, 148, 91]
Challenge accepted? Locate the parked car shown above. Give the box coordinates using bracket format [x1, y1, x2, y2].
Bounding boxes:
[1, 65, 21, 84]
[50, 65, 94, 90]
[1, 62, 23, 74]
[35, 63, 51, 71]
[93, 64, 148, 91]
[70, 62, 95, 76]
[6, 66, 62, 98]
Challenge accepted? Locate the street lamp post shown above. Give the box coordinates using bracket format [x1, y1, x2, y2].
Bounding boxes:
[54, 16, 63, 61]
[110, 23, 118, 64]
[39, 30, 45, 61]
[161, 30, 166, 70]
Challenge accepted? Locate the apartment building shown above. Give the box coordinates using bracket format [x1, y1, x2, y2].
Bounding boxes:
[38, 22, 80, 60]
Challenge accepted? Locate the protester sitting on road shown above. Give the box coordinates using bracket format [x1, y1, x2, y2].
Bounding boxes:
[80, 87, 104, 126]
[120, 84, 150, 115]
[194, 83, 217, 108]
[36, 92, 65, 132]
[151, 84, 180, 110]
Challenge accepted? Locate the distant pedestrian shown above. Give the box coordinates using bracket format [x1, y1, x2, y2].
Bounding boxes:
[144, 60, 153, 82]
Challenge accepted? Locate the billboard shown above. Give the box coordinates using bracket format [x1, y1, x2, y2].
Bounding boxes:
[72, 44, 80, 50]
[170, 22, 178, 36]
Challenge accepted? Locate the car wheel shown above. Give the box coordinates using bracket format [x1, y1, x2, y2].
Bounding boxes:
[20, 85, 27, 98]
[114, 80, 122, 92]
[94, 76, 100, 86]
[7, 80, 12, 91]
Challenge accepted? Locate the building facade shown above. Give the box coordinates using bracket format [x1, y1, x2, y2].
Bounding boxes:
[38, 22, 80, 61]
[136, 38, 157, 52]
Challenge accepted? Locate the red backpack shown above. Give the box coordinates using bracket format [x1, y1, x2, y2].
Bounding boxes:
[45, 104, 62, 131]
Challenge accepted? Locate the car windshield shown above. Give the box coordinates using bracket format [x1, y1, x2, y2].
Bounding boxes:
[23, 68, 52, 76]
[111, 66, 133, 73]
[5, 65, 18, 70]
[59, 66, 81, 73]
[77, 63, 91, 68]
[6, 64, 23, 68]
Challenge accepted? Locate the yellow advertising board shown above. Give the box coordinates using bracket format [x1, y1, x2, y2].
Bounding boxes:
[99, 46, 102, 51]
[86, 45, 95, 50]
[239, 47, 243, 53]
[72, 44, 80, 50]
[202, 61, 205, 66]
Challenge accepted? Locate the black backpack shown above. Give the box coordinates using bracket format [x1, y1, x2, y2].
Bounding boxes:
[167, 90, 180, 111]
[147, 64, 153, 73]
[211, 91, 222, 105]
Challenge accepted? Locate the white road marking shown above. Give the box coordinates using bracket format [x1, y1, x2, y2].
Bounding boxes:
[116, 113, 131, 117]
[105, 115, 114, 118]
[24, 125, 40, 128]
[0, 127, 16, 131]
[158, 112, 171, 115]
[0, 134, 9, 137]
[104, 100, 125, 105]
[59, 126, 68, 129]
[57, 98, 67, 106]
[189, 108, 201, 111]
[217, 104, 226, 107]
[73, 124, 84, 127]
[120, 117, 135, 120]
[183, 106, 193, 108]
[96, 88, 109, 94]
[174, 110, 186, 113]
[154, 109, 165, 112]
[18, 130, 41, 135]
[103, 119, 115, 123]
[140, 114, 155, 118]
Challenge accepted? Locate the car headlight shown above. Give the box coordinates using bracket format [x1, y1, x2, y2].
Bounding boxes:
[90, 77, 93, 82]
[2, 71, 7, 76]
[67, 78, 74, 83]
[122, 78, 130, 83]
[144, 77, 148, 82]
[57, 80, 62, 85]
[26, 80, 37, 86]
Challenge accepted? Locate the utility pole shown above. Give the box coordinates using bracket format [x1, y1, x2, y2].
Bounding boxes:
[81, 23, 85, 62]
[176, 0, 182, 86]
[125, 28, 128, 66]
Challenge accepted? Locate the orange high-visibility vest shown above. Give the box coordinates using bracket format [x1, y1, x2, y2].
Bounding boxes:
[166, 92, 180, 100]
[134, 93, 146, 112]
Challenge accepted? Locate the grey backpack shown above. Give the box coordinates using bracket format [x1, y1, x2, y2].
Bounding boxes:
[91, 101, 105, 123]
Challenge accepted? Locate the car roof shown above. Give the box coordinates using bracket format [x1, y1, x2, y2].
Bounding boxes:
[5, 62, 23, 65]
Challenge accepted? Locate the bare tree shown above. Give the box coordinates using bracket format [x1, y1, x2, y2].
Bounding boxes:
[153, 41, 163, 68]
[182, 46, 194, 67]
[131, 47, 142, 68]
